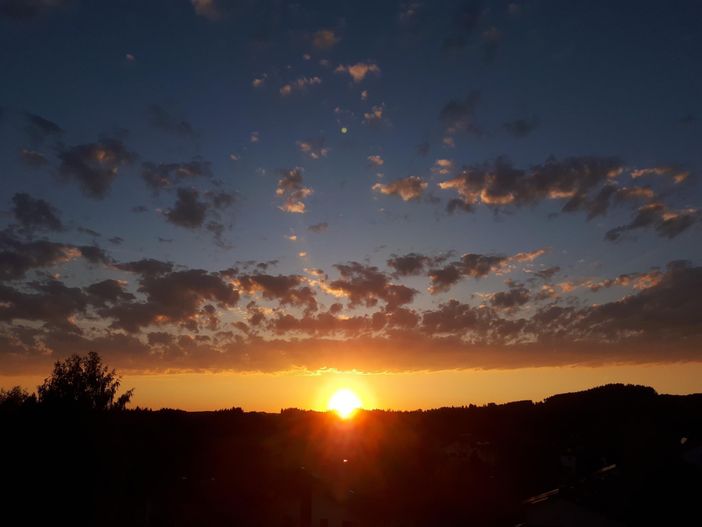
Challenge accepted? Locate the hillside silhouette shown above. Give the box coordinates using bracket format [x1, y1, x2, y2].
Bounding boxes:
[2, 354, 701, 526]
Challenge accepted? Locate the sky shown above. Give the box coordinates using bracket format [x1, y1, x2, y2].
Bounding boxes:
[0, 0, 701, 410]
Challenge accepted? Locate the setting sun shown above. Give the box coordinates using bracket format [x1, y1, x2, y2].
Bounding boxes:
[328, 388, 362, 419]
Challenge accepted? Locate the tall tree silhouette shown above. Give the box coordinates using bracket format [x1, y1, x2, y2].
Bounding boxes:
[37, 351, 133, 411]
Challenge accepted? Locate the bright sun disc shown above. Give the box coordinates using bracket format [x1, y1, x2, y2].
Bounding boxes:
[328, 388, 362, 419]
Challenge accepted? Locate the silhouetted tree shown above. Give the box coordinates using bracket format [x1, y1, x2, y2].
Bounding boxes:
[37, 351, 133, 411]
[0, 385, 36, 411]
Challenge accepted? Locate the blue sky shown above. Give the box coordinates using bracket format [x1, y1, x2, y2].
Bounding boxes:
[0, 0, 700, 379]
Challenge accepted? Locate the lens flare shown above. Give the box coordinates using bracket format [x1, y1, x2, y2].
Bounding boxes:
[328, 388, 362, 419]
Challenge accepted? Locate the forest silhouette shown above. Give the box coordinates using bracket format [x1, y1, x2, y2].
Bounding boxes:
[2, 353, 702, 526]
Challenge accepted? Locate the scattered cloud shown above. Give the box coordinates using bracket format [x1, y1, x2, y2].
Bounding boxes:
[11, 193, 63, 232]
[312, 29, 339, 50]
[57, 138, 136, 199]
[373, 176, 428, 201]
[335, 62, 381, 83]
[276, 168, 313, 213]
[280, 76, 321, 96]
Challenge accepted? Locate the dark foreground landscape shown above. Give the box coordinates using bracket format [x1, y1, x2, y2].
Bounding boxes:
[3, 378, 701, 526]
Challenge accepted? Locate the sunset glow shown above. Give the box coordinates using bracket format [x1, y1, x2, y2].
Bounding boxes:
[327, 388, 362, 419]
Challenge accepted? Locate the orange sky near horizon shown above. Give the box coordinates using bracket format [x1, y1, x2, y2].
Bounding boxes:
[3, 363, 702, 412]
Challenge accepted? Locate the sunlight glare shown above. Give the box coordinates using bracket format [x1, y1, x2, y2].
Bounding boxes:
[328, 388, 362, 419]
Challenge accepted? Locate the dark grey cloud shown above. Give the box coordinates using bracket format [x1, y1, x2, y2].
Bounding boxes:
[18, 148, 49, 167]
[0, 231, 77, 281]
[387, 252, 450, 277]
[101, 268, 239, 332]
[307, 222, 328, 233]
[329, 262, 417, 309]
[76, 245, 111, 265]
[605, 203, 699, 241]
[0, 280, 87, 330]
[490, 281, 530, 310]
[439, 91, 480, 135]
[503, 117, 539, 138]
[85, 279, 134, 307]
[141, 159, 212, 194]
[429, 253, 509, 293]
[0, 0, 68, 19]
[57, 138, 136, 199]
[146, 104, 197, 139]
[276, 168, 313, 213]
[237, 273, 317, 313]
[11, 193, 63, 232]
[533, 266, 561, 281]
[23, 111, 63, 144]
[116, 258, 173, 278]
[165, 188, 207, 228]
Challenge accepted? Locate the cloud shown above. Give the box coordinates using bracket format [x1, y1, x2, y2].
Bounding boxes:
[141, 159, 212, 193]
[18, 148, 48, 167]
[481, 26, 502, 63]
[11, 193, 63, 232]
[427, 249, 546, 294]
[307, 222, 328, 233]
[164, 188, 208, 228]
[503, 117, 539, 138]
[327, 262, 417, 309]
[251, 74, 267, 88]
[605, 203, 699, 241]
[532, 266, 561, 281]
[490, 281, 530, 311]
[312, 29, 339, 50]
[116, 258, 174, 278]
[276, 168, 313, 213]
[0, 280, 87, 328]
[372, 176, 427, 201]
[3, 260, 701, 373]
[102, 268, 239, 332]
[387, 252, 448, 277]
[24, 111, 63, 143]
[439, 156, 627, 214]
[432, 159, 453, 175]
[439, 91, 480, 135]
[0, 231, 109, 281]
[191, 0, 221, 21]
[85, 279, 134, 307]
[335, 62, 381, 83]
[279, 76, 321, 96]
[296, 138, 329, 160]
[630, 166, 689, 184]
[146, 104, 197, 138]
[368, 154, 384, 167]
[236, 273, 317, 313]
[57, 138, 136, 199]
[363, 104, 386, 125]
